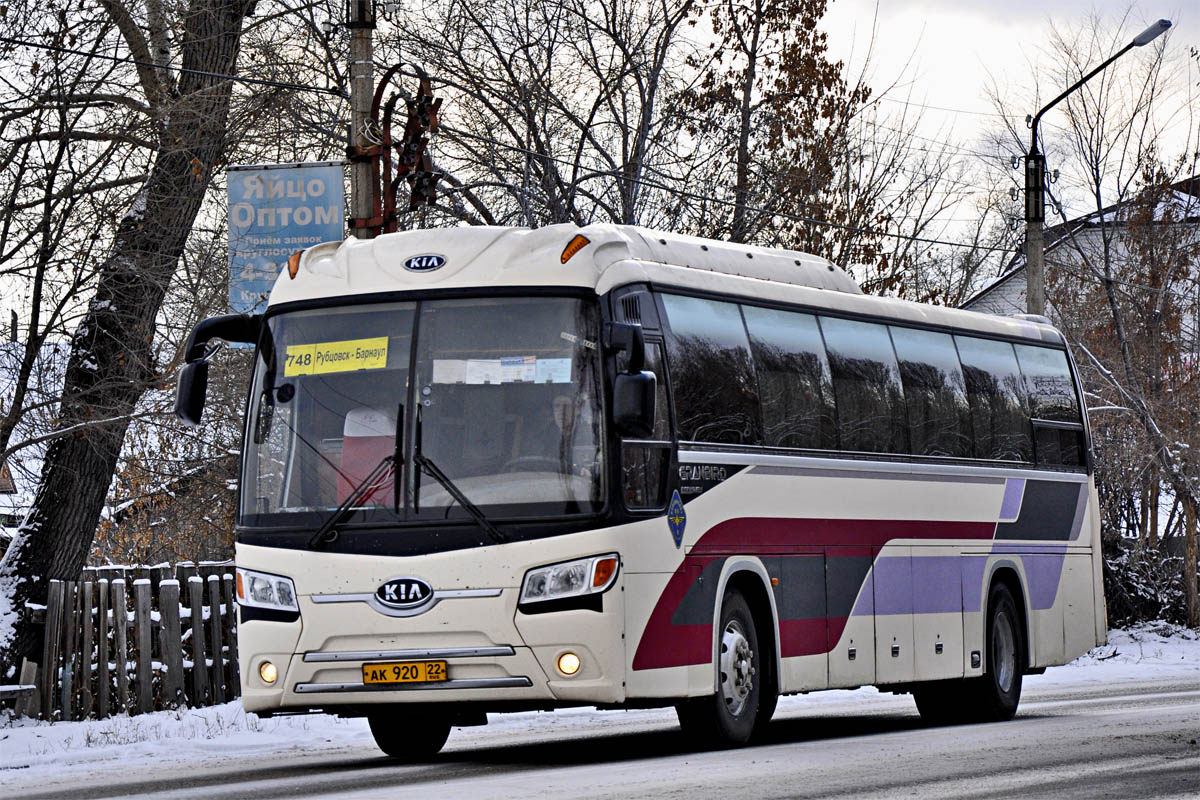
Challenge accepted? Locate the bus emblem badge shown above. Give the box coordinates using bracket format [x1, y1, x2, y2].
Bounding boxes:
[667, 490, 686, 548]
[375, 577, 434, 609]
[403, 254, 446, 272]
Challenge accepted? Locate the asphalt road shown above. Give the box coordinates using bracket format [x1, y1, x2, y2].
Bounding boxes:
[12, 678, 1200, 799]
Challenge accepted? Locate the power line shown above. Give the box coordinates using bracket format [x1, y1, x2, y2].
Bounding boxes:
[0, 34, 348, 99]
[872, 95, 1010, 119]
[439, 124, 1018, 255]
[0, 33, 1015, 254]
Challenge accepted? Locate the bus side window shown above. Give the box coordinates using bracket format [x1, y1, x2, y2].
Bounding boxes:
[1014, 344, 1085, 468]
[660, 294, 762, 445]
[742, 305, 837, 451]
[954, 336, 1033, 462]
[621, 342, 670, 510]
[818, 316, 907, 455]
[890, 326, 973, 458]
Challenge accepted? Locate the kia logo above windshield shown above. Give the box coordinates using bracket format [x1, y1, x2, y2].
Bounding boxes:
[404, 254, 446, 272]
[376, 577, 433, 609]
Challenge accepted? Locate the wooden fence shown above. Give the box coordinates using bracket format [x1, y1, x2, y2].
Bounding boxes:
[11, 561, 239, 721]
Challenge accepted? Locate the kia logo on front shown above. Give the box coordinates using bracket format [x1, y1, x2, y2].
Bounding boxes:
[376, 577, 434, 609]
[404, 254, 446, 272]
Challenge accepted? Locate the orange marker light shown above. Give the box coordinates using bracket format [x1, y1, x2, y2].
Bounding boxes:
[593, 556, 617, 588]
[287, 251, 302, 279]
[560, 234, 590, 264]
[236, 570, 245, 600]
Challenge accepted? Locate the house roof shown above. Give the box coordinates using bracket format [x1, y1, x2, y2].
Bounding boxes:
[961, 175, 1200, 310]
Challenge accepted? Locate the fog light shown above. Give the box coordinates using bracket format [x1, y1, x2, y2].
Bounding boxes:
[259, 660, 278, 685]
[556, 652, 581, 676]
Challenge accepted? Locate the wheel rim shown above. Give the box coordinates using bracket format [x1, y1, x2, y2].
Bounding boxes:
[993, 610, 1016, 693]
[719, 619, 755, 716]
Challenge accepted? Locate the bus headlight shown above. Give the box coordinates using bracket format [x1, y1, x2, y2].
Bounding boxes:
[236, 568, 300, 612]
[519, 554, 619, 605]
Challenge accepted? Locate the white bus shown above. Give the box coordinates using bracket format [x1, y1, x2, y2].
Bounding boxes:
[178, 224, 1105, 757]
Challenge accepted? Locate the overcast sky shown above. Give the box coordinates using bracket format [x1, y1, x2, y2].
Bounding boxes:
[819, 0, 1191, 144]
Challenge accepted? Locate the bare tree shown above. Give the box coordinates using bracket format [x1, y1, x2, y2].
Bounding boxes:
[0, 0, 256, 673]
[986, 12, 1200, 625]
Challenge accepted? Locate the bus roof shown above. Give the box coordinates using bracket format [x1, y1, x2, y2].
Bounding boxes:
[275, 223, 1061, 345]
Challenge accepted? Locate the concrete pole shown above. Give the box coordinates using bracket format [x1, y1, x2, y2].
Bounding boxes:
[1019, 20, 1173, 316]
[347, 1, 375, 240]
[1024, 151, 1046, 316]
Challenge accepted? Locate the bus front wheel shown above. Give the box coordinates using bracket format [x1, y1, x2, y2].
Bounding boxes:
[368, 707, 451, 761]
[675, 589, 762, 747]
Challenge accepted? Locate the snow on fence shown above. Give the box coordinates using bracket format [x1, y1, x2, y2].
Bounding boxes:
[11, 562, 239, 721]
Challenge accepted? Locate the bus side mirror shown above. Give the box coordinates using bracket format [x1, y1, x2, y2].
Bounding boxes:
[604, 321, 646, 374]
[605, 322, 655, 437]
[175, 313, 263, 427]
[613, 371, 656, 438]
[175, 360, 209, 427]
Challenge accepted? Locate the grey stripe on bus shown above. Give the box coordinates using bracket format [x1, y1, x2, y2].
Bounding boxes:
[677, 448, 1088, 483]
[994, 480, 1084, 542]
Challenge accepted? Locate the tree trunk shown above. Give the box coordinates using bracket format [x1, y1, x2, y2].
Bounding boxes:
[0, 0, 250, 674]
[1186, 496, 1199, 628]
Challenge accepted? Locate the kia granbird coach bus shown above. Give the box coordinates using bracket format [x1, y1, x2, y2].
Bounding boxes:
[176, 224, 1105, 758]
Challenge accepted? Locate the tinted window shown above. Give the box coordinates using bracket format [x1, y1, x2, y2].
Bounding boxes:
[622, 343, 671, 510]
[954, 336, 1032, 461]
[1033, 426, 1084, 468]
[742, 305, 837, 450]
[890, 326, 973, 458]
[661, 295, 761, 444]
[1014, 345, 1081, 423]
[819, 317, 907, 454]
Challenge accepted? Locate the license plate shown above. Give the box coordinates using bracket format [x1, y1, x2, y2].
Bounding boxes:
[362, 660, 448, 685]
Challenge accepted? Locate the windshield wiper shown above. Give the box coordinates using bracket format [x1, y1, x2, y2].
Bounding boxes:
[413, 453, 508, 545]
[308, 455, 396, 550]
[412, 405, 507, 545]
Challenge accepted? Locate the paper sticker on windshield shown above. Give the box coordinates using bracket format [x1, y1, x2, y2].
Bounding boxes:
[285, 337, 389, 376]
[535, 358, 572, 383]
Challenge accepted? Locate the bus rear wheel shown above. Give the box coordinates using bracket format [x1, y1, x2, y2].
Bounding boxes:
[914, 583, 1024, 725]
[969, 582, 1024, 721]
[367, 706, 451, 761]
[676, 589, 762, 747]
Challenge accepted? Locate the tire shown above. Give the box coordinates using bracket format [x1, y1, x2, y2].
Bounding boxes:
[914, 583, 1024, 725]
[675, 589, 762, 747]
[368, 707, 451, 761]
[968, 582, 1024, 721]
[913, 680, 968, 725]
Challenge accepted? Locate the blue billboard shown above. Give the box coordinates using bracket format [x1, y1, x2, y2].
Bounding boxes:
[227, 162, 344, 313]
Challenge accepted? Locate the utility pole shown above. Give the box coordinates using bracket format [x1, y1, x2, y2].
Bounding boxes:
[347, 0, 376, 240]
[1024, 18, 1171, 316]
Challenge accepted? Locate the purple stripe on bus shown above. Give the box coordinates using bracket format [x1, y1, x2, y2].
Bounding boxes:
[991, 543, 1066, 609]
[961, 556, 987, 612]
[867, 557, 912, 616]
[852, 571, 874, 617]
[864, 550, 1064, 618]
[911, 557, 964, 614]
[861, 556, 964, 616]
[1000, 478, 1025, 521]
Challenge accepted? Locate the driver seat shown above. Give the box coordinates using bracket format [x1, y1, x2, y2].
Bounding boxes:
[339, 407, 396, 504]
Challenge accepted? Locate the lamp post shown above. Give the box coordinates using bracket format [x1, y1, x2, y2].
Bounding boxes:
[1024, 18, 1171, 316]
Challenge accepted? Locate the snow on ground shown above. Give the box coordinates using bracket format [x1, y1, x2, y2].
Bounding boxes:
[1, 623, 1197, 786]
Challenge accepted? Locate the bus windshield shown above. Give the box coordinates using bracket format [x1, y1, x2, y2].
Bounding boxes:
[240, 296, 605, 528]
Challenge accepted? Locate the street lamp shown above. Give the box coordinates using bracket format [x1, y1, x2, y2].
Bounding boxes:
[1024, 18, 1171, 316]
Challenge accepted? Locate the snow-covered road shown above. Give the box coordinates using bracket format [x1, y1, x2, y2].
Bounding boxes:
[3, 624, 1198, 799]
